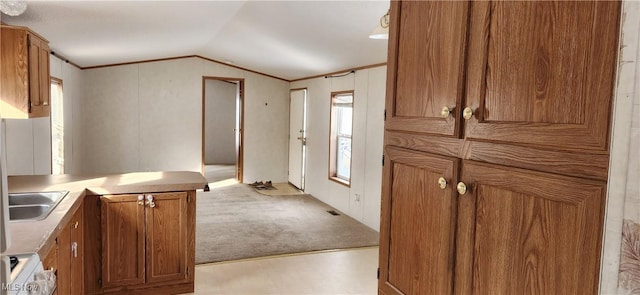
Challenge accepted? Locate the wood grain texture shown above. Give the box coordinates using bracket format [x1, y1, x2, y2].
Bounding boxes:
[0, 27, 29, 117]
[101, 195, 146, 288]
[89, 191, 195, 294]
[385, 131, 464, 159]
[32, 35, 50, 117]
[379, 147, 459, 295]
[463, 140, 610, 181]
[145, 192, 188, 284]
[70, 202, 84, 295]
[0, 26, 50, 118]
[100, 282, 193, 295]
[456, 160, 605, 295]
[464, 1, 620, 151]
[57, 218, 71, 295]
[84, 195, 103, 294]
[385, 1, 469, 136]
[386, 131, 609, 181]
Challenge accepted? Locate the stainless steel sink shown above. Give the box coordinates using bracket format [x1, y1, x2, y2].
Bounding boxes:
[9, 205, 51, 220]
[8, 191, 69, 221]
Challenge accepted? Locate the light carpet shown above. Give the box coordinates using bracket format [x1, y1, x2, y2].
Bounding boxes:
[196, 184, 379, 264]
[253, 183, 303, 196]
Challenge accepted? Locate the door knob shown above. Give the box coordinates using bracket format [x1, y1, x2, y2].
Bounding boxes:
[440, 107, 454, 118]
[457, 182, 468, 195]
[463, 107, 474, 120]
[437, 177, 447, 190]
[297, 137, 303, 140]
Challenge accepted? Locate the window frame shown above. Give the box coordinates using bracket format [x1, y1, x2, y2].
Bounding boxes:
[50, 77, 64, 175]
[328, 90, 354, 187]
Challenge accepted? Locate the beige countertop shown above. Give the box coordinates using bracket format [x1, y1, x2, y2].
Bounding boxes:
[4, 171, 207, 256]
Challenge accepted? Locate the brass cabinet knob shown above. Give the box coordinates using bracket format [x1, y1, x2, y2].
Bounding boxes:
[137, 195, 145, 206]
[457, 182, 468, 195]
[441, 106, 453, 118]
[463, 107, 474, 120]
[438, 177, 447, 190]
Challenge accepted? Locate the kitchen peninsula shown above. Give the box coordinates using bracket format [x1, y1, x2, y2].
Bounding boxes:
[5, 171, 207, 294]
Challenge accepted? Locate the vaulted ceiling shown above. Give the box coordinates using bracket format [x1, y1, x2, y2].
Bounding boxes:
[1, 1, 390, 80]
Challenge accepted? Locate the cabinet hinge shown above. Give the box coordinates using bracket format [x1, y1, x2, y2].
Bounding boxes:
[98, 278, 102, 287]
[377, 268, 380, 279]
[382, 155, 385, 166]
[97, 198, 101, 208]
[186, 266, 189, 276]
[384, 109, 386, 121]
[187, 195, 191, 203]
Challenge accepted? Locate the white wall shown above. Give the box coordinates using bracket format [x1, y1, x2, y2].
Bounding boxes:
[290, 66, 386, 231]
[50, 55, 84, 174]
[3, 55, 83, 176]
[79, 57, 290, 182]
[204, 79, 237, 165]
[4, 118, 50, 175]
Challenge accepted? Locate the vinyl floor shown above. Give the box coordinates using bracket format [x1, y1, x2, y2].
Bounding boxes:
[184, 247, 379, 295]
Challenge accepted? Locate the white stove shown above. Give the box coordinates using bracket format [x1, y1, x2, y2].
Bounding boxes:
[5, 253, 54, 295]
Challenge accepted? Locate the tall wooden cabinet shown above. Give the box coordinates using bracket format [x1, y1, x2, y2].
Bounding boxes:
[0, 25, 50, 118]
[379, 1, 620, 295]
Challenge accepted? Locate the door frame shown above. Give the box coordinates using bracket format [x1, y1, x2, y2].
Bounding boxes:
[201, 76, 245, 182]
[288, 87, 308, 190]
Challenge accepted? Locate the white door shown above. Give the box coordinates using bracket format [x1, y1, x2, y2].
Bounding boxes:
[288, 89, 306, 190]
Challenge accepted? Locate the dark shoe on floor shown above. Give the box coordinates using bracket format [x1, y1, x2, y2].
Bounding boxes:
[250, 181, 263, 187]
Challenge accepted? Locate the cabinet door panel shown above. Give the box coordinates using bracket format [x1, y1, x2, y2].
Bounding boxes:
[379, 147, 459, 295]
[455, 161, 605, 295]
[101, 195, 146, 287]
[145, 192, 188, 284]
[69, 203, 84, 295]
[0, 28, 29, 115]
[385, 1, 468, 136]
[464, 1, 620, 151]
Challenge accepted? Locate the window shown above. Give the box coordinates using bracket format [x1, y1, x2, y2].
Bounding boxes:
[329, 91, 353, 186]
[51, 78, 64, 174]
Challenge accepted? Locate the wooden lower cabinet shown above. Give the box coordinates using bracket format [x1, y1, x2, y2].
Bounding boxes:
[92, 191, 194, 294]
[379, 147, 606, 295]
[455, 161, 605, 294]
[41, 203, 84, 295]
[379, 147, 459, 294]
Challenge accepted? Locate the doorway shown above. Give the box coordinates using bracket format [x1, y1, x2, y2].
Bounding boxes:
[288, 88, 307, 190]
[202, 77, 244, 184]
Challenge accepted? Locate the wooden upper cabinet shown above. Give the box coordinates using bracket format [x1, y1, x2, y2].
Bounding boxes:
[0, 25, 50, 118]
[379, 147, 459, 295]
[385, 1, 469, 137]
[29, 33, 51, 118]
[455, 160, 606, 294]
[463, 1, 621, 151]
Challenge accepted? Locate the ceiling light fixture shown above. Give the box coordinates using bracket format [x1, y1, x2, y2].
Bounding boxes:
[0, 0, 27, 16]
[369, 9, 389, 40]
